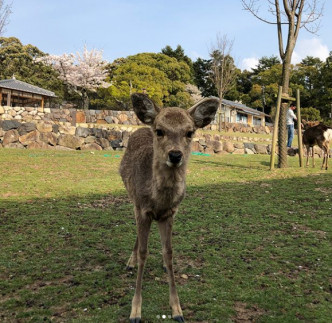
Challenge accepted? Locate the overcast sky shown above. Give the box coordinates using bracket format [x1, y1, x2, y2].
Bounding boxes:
[4, 0, 332, 70]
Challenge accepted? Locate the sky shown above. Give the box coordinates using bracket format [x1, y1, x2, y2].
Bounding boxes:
[4, 0, 332, 71]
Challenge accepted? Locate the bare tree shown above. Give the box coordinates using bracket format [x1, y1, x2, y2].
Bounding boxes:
[242, 0, 324, 168]
[0, 0, 11, 36]
[209, 34, 237, 131]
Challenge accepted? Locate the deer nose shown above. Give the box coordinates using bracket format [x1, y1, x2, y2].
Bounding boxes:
[168, 150, 183, 164]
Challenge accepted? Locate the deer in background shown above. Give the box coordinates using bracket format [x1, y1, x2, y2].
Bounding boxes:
[120, 93, 219, 323]
[302, 122, 332, 170]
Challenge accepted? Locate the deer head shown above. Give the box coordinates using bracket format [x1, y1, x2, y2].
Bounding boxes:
[131, 93, 219, 168]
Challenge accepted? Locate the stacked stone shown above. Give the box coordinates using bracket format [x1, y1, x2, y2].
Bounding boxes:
[0, 106, 46, 122]
[76, 110, 141, 126]
[0, 120, 133, 151]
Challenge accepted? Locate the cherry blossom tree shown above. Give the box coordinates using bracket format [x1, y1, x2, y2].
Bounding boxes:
[37, 46, 110, 109]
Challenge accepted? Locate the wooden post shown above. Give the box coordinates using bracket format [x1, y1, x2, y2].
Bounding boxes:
[218, 110, 222, 132]
[296, 89, 304, 167]
[41, 97, 44, 111]
[270, 86, 283, 170]
[0, 91, 2, 105]
[7, 91, 11, 106]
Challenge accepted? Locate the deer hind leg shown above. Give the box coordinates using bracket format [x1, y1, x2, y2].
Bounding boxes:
[127, 207, 141, 270]
[312, 147, 315, 168]
[327, 143, 330, 170]
[305, 145, 310, 167]
[321, 144, 329, 170]
[127, 236, 138, 270]
[158, 217, 184, 322]
[130, 211, 152, 323]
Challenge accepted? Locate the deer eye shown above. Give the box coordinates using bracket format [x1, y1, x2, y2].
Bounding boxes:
[186, 131, 194, 138]
[156, 129, 164, 137]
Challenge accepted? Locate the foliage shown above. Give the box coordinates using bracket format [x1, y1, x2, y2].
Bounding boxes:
[161, 45, 193, 74]
[251, 55, 281, 74]
[37, 46, 109, 109]
[193, 57, 217, 97]
[1, 36, 332, 119]
[105, 53, 193, 109]
[0, 37, 65, 103]
[300, 107, 322, 121]
[1, 150, 332, 322]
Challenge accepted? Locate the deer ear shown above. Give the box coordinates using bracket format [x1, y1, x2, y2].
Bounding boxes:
[188, 97, 219, 128]
[131, 93, 160, 125]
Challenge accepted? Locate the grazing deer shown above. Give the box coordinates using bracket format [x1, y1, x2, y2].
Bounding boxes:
[302, 123, 332, 170]
[120, 93, 219, 323]
[301, 119, 320, 130]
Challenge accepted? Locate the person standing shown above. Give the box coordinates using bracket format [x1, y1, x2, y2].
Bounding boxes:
[286, 103, 297, 148]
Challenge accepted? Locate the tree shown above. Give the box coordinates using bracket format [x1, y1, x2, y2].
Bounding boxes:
[252, 55, 281, 74]
[0, 0, 11, 36]
[301, 107, 322, 121]
[193, 58, 217, 97]
[161, 45, 193, 69]
[291, 56, 323, 108]
[105, 53, 193, 110]
[0, 37, 65, 102]
[37, 46, 109, 109]
[209, 34, 237, 130]
[242, 0, 324, 168]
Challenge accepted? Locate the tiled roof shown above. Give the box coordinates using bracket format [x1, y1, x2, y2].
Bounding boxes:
[223, 99, 268, 117]
[0, 79, 56, 97]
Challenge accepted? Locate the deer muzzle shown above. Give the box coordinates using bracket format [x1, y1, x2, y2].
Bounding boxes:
[166, 150, 183, 167]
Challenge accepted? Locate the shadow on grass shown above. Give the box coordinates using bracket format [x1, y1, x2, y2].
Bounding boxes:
[1, 173, 332, 322]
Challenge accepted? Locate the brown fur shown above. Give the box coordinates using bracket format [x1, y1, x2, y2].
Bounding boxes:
[120, 93, 219, 322]
[302, 123, 332, 170]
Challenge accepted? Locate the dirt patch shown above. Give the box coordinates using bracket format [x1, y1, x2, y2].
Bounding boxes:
[293, 224, 326, 238]
[78, 195, 130, 209]
[232, 302, 266, 322]
[25, 275, 74, 292]
[0, 192, 22, 198]
[175, 255, 205, 270]
[314, 187, 332, 195]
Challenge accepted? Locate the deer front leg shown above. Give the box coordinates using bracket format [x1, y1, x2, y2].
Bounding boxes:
[130, 213, 152, 323]
[158, 217, 184, 322]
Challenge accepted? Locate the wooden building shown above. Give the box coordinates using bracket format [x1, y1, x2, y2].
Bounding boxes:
[220, 99, 270, 127]
[0, 77, 56, 110]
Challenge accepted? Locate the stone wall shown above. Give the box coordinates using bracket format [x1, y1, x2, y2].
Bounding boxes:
[0, 106, 76, 124]
[0, 119, 274, 155]
[0, 105, 272, 134]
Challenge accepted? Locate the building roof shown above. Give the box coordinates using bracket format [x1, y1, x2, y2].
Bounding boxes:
[0, 78, 56, 97]
[222, 99, 269, 117]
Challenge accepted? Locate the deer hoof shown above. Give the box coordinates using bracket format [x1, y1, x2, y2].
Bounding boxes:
[130, 317, 141, 323]
[163, 265, 167, 273]
[173, 315, 185, 322]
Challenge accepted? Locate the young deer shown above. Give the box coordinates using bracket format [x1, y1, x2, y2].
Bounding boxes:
[120, 93, 219, 323]
[302, 123, 332, 170]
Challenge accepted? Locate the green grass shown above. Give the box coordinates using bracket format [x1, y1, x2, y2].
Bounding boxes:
[1, 149, 332, 322]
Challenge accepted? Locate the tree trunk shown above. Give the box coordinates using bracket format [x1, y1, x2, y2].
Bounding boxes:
[278, 53, 292, 168]
[82, 90, 89, 110]
[218, 99, 222, 132]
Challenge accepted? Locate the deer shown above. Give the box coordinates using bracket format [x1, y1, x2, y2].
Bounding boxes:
[302, 123, 332, 170]
[119, 93, 219, 323]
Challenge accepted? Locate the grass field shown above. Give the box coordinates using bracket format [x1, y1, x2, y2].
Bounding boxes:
[0, 149, 331, 322]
